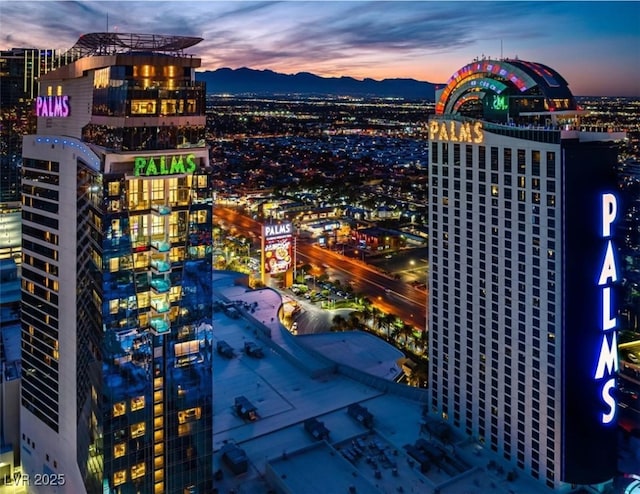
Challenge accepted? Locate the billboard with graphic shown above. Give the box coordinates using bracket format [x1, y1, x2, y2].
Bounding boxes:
[262, 222, 293, 275]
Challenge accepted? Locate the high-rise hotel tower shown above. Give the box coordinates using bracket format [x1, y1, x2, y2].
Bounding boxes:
[20, 33, 213, 493]
[428, 60, 625, 491]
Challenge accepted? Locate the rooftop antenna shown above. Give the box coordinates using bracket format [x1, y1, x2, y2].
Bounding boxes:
[106, 13, 109, 32]
[501, 39, 503, 60]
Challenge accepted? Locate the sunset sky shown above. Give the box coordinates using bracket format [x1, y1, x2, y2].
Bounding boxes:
[1, 1, 639, 96]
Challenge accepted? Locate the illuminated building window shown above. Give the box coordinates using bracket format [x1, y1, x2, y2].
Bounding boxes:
[133, 252, 149, 270]
[169, 284, 182, 301]
[131, 462, 146, 480]
[114, 443, 126, 458]
[113, 402, 126, 417]
[130, 422, 146, 438]
[131, 396, 145, 411]
[135, 64, 156, 77]
[160, 100, 178, 115]
[178, 423, 191, 436]
[108, 181, 121, 196]
[137, 292, 150, 309]
[139, 313, 149, 328]
[113, 470, 126, 486]
[109, 257, 119, 273]
[178, 407, 201, 424]
[131, 100, 156, 115]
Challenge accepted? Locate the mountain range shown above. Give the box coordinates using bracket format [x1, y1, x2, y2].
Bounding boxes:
[195, 67, 438, 100]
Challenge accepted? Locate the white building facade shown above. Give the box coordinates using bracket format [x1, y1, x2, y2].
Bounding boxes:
[428, 60, 624, 492]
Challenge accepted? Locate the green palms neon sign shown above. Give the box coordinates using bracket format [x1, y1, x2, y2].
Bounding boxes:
[134, 153, 197, 176]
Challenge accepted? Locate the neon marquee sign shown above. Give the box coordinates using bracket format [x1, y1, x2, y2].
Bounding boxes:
[429, 120, 484, 144]
[594, 193, 619, 424]
[133, 153, 197, 177]
[35, 95, 70, 118]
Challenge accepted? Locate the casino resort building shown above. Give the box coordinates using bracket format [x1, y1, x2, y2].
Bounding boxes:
[428, 59, 626, 492]
[20, 33, 214, 493]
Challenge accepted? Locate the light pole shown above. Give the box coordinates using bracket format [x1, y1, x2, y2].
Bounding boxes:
[293, 234, 297, 281]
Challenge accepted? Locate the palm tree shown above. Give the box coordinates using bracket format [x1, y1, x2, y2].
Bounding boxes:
[348, 312, 361, 330]
[379, 313, 393, 339]
[415, 329, 429, 354]
[359, 305, 373, 329]
[400, 322, 415, 347]
[369, 307, 382, 331]
[390, 326, 401, 344]
[331, 314, 348, 332]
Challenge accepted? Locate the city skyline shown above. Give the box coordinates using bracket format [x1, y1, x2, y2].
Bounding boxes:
[0, 0, 638, 97]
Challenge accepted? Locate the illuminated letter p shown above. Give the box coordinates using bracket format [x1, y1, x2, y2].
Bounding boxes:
[602, 193, 617, 238]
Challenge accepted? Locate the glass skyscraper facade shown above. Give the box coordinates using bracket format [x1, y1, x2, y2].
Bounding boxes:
[20, 33, 213, 493]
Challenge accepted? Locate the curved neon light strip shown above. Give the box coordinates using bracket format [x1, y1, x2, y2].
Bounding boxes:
[436, 60, 538, 115]
[453, 93, 483, 113]
[444, 74, 510, 114]
[35, 136, 101, 168]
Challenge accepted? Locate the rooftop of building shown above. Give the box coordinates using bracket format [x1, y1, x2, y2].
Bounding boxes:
[435, 58, 578, 116]
[70, 32, 203, 57]
[38, 32, 204, 82]
[210, 271, 553, 493]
